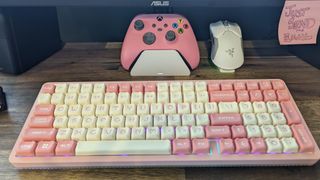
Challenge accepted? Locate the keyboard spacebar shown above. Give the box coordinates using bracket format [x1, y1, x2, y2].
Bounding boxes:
[75, 140, 172, 155]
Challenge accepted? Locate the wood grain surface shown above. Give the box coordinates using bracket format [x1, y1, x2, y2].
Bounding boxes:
[0, 41, 319, 180]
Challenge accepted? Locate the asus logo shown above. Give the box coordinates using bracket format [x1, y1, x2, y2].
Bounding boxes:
[151, 1, 170, 7]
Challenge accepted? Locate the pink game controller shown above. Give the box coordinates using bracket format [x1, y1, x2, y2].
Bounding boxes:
[121, 14, 200, 76]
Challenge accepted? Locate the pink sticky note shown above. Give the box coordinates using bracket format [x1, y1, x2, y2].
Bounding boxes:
[279, 1, 320, 45]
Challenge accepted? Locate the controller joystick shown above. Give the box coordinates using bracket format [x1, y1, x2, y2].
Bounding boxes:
[121, 14, 200, 76]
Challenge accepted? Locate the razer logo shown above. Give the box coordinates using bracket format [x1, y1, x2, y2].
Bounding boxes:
[151, 1, 170, 7]
[226, 48, 235, 57]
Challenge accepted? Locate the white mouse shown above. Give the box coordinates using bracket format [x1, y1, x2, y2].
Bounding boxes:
[210, 21, 244, 72]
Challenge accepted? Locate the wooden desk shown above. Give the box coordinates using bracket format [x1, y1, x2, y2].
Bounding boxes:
[0, 41, 319, 179]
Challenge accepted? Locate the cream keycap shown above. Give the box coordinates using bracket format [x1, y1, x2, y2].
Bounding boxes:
[93, 83, 105, 93]
[170, 82, 181, 92]
[95, 104, 109, 116]
[53, 116, 68, 128]
[37, 93, 51, 104]
[55, 83, 68, 93]
[271, 113, 287, 125]
[253, 102, 267, 113]
[68, 116, 82, 128]
[157, 92, 169, 103]
[246, 125, 262, 138]
[109, 104, 123, 116]
[151, 103, 163, 115]
[105, 93, 117, 104]
[281, 138, 299, 153]
[116, 127, 131, 140]
[182, 81, 194, 92]
[144, 92, 156, 103]
[157, 82, 168, 92]
[137, 104, 149, 115]
[56, 128, 73, 140]
[54, 104, 68, 116]
[176, 126, 190, 139]
[96, 116, 111, 128]
[196, 114, 210, 126]
[68, 83, 80, 93]
[64, 93, 78, 105]
[161, 126, 175, 140]
[111, 115, 125, 128]
[242, 113, 257, 125]
[82, 104, 95, 116]
[82, 116, 97, 128]
[76, 140, 171, 155]
[182, 114, 195, 126]
[101, 128, 116, 140]
[177, 103, 190, 114]
[190, 126, 205, 138]
[170, 91, 183, 103]
[139, 115, 153, 127]
[183, 91, 196, 103]
[71, 128, 87, 141]
[191, 103, 204, 114]
[131, 127, 145, 140]
[218, 102, 239, 113]
[81, 83, 93, 93]
[68, 104, 82, 116]
[261, 125, 277, 138]
[86, 128, 102, 141]
[195, 81, 207, 92]
[168, 114, 181, 126]
[146, 127, 160, 140]
[78, 93, 91, 105]
[276, 125, 292, 138]
[123, 104, 136, 115]
[131, 92, 143, 104]
[257, 113, 272, 125]
[164, 103, 176, 114]
[205, 102, 218, 113]
[125, 115, 139, 127]
[196, 91, 209, 103]
[91, 93, 104, 105]
[154, 115, 167, 127]
[118, 92, 130, 104]
[267, 101, 281, 113]
[51, 93, 65, 105]
[266, 138, 283, 153]
[239, 102, 253, 113]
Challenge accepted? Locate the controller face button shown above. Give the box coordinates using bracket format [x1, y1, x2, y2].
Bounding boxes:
[143, 32, 156, 45]
[156, 16, 163, 21]
[183, 24, 189, 29]
[172, 23, 178, 29]
[134, 20, 144, 31]
[166, 30, 176, 41]
[178, 18, 183, 24]
[178, 28, 184, 34]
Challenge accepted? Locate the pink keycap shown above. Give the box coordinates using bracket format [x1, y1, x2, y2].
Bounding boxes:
[210, 114, 242, 126]
[205, 126, 231, 138]
[106, 83, 118, 93]
[249, 90, 263, 101]
[29, 116, 54, 128]
[119, 84, 131, 93]
[132, 83, 144, 92]
[23, 128, 57, 141]
[236, 90, 249, 102]
[209, 91, 236, 102]
[219, 139, 234, 154]
[250, 138, 267, 153]
[221, 83, 233, 91]
[192, 139, 210, 154]
[231, 125, 247, 138]
[280, 101, 301, 124]
[34, 104, 55, 116]
[208, 83, 220, 91]
[145, 83, 156, 92]
[235, 138, 251, 153]
[292, 124, 315, 153]
[272, 80, 285, 90]
[15, 141, 37, 157]
[263, 90, 277, 101]
[172, 139, 191, 155]
[55, 140, 77, 156]
[277, 90, 290, 101]
[234, 82, 246, 90]
[246, 82, 259, 90]
[35, 141, 56, 156]
[259, 81, 272, 90]
[41, 84, 55, 94]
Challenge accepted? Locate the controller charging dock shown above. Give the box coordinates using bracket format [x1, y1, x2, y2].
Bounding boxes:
[130, 50, 191, 76]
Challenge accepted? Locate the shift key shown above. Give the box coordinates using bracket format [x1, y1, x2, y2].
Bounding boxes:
[23, 128, 57, 141]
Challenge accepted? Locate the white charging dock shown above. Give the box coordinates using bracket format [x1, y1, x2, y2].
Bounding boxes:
[130, 50, 190, 76]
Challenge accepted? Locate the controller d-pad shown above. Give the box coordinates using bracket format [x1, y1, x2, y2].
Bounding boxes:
[143, 32, 156, 45]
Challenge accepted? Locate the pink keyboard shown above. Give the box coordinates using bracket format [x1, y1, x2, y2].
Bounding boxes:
[9, 79, 320, 168]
